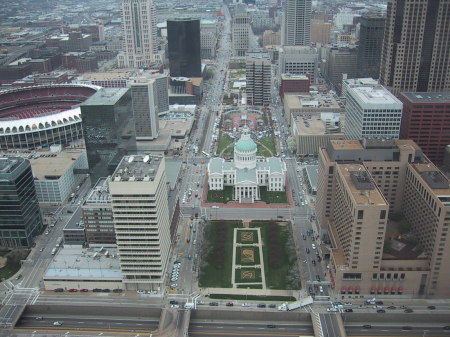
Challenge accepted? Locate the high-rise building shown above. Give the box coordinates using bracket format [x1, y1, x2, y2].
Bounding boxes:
[379, 0, 450, 94]
[357, 16, 385, 79]
[232, 13, 250, 57]
[109, 155, 171, 291]
[281, 0, 311, 46]
[311, 19, 331, 45]
[344, 78, 403, 140]
[316, 139, 450, 298]
[80, 88, 136, 183]
[167, 19, 201, 77]
[118, 0, 157, 68]
[399, 92, 450, 165]
[279, 46, 318, 83]
[246, 52, 272, 106]
[0, 157, 43, 248]
[131, 74, 169, 140]
[322, 45, 358, 94]
[200, 20, 218, 59]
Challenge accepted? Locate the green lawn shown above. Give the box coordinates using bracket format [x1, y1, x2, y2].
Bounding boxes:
[217, 133, 234, 157]
[250, 221, 300, 290]
[235, 247, 261, 265]
[236, 284, 263, 289]
[0, 263, 21, 280]
[206, 186, 233, 203]
[236, 230, 259, 244]
[209, 294, 296, 301]
[199, 221, 242, 288]
[256, 137, 276, 157]
[235, 268, 262, 283]
[259, 187, 288, 204]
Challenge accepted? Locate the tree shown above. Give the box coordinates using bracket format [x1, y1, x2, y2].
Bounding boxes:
[287, 136, 296, 153]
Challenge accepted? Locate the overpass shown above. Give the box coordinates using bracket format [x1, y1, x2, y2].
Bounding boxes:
[311, 312, 347, 337]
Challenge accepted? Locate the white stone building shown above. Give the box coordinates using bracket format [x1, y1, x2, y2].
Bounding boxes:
[208, 127, 287, 203]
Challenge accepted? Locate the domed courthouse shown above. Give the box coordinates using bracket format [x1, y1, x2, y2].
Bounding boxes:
[208, 127, 287, 203]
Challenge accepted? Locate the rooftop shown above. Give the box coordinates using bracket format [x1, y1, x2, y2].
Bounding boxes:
[413, 163, 450, 193]
[0, 157, 24, 175]
[284, 93, 343, 111]
[401, 92, 450, 103]
[338, 164, 387, 206]
[296, 117, 341, 135]
[85, 177, 111, 204]
[329, 139, 364, 151]
[30, 150, 84, 180]
[281, 74, 309, 80]
[111, 155, 163, 182]
[81, 87, 129, 106]
[348, 85, 402, 107]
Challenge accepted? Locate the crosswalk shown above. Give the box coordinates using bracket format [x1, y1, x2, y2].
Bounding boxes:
[0, 287, 40, 327]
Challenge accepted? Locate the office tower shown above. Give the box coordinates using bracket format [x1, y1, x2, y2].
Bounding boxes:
[167, 19, 201, 77]
[316, 139, 450, 298]
[279, 74, 310, 97]
[322, 45, 358, 94]
[357, 16, 385, 79]
[0, 157, 43, 248]
[399, 92, 450, 165]
[311, 19, 331, 45]
[344, 79, 403, 140]
[109, 155, 171, 291]
[232, 13, 250, 57]
[246, 52, 272, 106]
[279, 46, 318, 83]
[200, 20, 218, 59]
[80, 88, 136, 183]
[131, 75, 168, 140]
[82, 178, 115, 245]
[118, 0, 157, 68]
[380, 0, 450, 94]
[281, 0, 311, 46]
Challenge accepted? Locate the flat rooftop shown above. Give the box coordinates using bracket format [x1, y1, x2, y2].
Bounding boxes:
[284, 92, 342, 111]
[81, 87, 129, 106]
[338, 164, 387, 206]
[348, 85, 401, 107]
[413, 163, 450, 194]
[85, 177, 111, 204]
[329, 139, 364, 151]
[30, 150, 84, 180]
[112, 154, 163, 182]
[44, 246, 121, 280]
[401, 92, 450, 103]
[0, 157, 24, 175]
[79, 71, 136, 80]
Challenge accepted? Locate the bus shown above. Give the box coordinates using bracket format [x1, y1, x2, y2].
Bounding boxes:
[201, 151, 210, 158]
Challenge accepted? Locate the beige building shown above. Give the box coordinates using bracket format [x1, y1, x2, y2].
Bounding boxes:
[232, 13, 251, 57]
[379, 0, 450, 94]
[109, 155, 171, 291]
[317, 139, 450, 298]
[263, 30, 281, 47]
[311, 19, 331, 45]
[292, 112, 343, 155]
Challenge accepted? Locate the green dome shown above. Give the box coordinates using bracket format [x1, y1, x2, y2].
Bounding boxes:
[235, 137, 257, 152]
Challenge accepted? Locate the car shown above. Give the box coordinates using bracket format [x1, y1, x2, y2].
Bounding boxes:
[44, 231, 49, 235]
[344, 308, 353, 312]
[226, 302, 234, 306]
[67, 210, 73, 213]
[170, 304, 180, 308]
[68, 288, 78, 292]
[444, 326, 450, 330]
[302, 235, 307, 240]
[170, 284, 177, 289]
[404, 308, 414, 313]
[267, 324, 276, 328]
[35, 316, 43, 320]
[54, 288, 64, 292]
[362, 325, 372, 329]
[373, 305, 383, 310]
[312, 260, 316, 265]
[257, 303, 266, 308]
[387, 306, 396, 310]
[427, 305, 436, 310]
[327, 308, 338, 312]
[53, 321, 63, 326]
[316, 275, 321, 281]
[377, 309, 386, 313]
[306, 248, 310, 254]
[15, 274, 22, 280]
[80, 289, 89, 292]
[375, 301, 384, 305]
[93, 288, 102, 292]
[400, 305, 408, 309]
[209, 302, 219, 306]
[102, 289, 110, 293]
[401, 326, 412, 330]
[113, 289, 123, 293]
[170, 300, 179, 305]
[312, 244, 316, 250]
[268, 304, 276, 308]
[242, 303, 251, 307]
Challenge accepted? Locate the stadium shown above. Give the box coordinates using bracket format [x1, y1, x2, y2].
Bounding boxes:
[0, 84, 99, 151]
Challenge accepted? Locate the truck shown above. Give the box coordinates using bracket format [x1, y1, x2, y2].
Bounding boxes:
[184, 302, 195, 309]
[278, 296, 313, 311]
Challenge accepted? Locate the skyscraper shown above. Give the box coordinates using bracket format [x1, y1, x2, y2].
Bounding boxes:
[379, 0, 450, 94]
[118, 0, 157, 68]
[167, 19, 201, 78]
[232, 13, 250, 57]
[246, 52, 272, 106]
[281, 0, 311, 46]
[0, 157, 43, 248]
[109, 155, 171, 291]
[357, 16, 385, 79]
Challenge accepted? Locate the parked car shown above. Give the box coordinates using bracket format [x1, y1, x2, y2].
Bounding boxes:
[226, 302, 234, 306]
[427, 305, 436, 310]
[257, 303, 266, 308]
[93, 288, 102, 292]
[35, 316, 43, 320]
[209, 302, 219, 306]
[113, 289, 123, 293]
[362, 325, 372, 329]
[80, 289, 89, 292]
[68, 289, 78, 292]
[268, 304, 276, 308]
[54, 288, 64, 292]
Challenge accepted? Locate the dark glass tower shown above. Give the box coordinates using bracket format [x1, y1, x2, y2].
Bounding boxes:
[80, 88, 136, 184]
[0, 157, 43, 248]
[167, 19, 201, 78]
[357, 16, 385, 79]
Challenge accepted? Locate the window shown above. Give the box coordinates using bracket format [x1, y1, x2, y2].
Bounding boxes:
[380, 210, 386, 219]
[343, 273, 362, 280]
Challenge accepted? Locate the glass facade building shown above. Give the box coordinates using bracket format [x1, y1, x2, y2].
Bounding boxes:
[167, 19, 201, 78]
[0, 157, 43, 248]
[80, 88, 136, 184]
